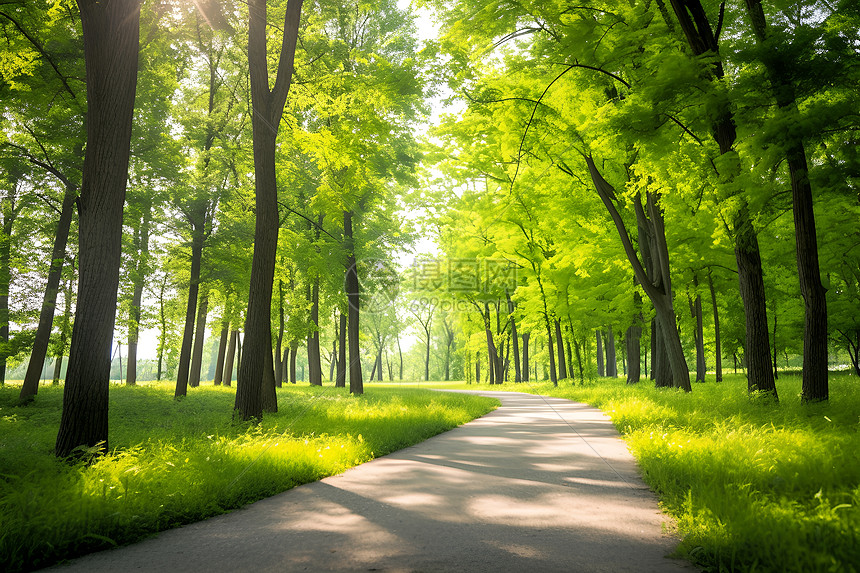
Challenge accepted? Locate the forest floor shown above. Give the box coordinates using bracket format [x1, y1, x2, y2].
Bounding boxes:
[46, 390, 691, 573]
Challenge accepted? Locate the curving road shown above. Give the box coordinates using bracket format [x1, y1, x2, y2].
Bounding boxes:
[52, 391, 695, 572]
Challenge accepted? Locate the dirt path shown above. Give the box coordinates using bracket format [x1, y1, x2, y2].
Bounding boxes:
[52, 391, 694, 572]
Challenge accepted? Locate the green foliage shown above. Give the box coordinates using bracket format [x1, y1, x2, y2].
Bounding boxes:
[0, 383, 496, 572]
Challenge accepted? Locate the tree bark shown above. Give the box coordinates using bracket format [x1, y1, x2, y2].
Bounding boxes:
[20, 185, 76, 400]
[668, 0, 773, 397]
[307, 278, 322, 386]
[262, 345, 277, 413]
[329, 338, 337, 381]
[649, 318, 656, 380]
[521, 331, 530, 382]
[236, 0, 304, 420]
[742, 0, 828, 402]
[691, 276, 706, 383]
[707, 269, 722, 382]
[175, 231, 203, 397]
[125, 197, 151, 387]
[397, 333, 403, 381]
[275, 280, 285, 387]
[0, 190, 19, 387]
[596, 330, 605, 377]
[55, 0, 141, 458]
[626, 324, 641, 384]
[53, 273, 74, 385]
[223, 329, 238, 387]
[606, 324, 618, 377]
[507, 292, 521, 383]
[213, 320, 228, 386]
[344, 210, 362, 394]
[735, 209, 777, 397]
[586, 158, 690, 390]
[653, 319, 672, 387]
[189, 292, 209, 387]
[555, 319, 567, 380]
[289, 340, 298, 384]
[336, 313, 346, 387]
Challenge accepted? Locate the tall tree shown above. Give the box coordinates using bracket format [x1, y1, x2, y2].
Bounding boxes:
[55, 0, 141, 458]
[235, 0, 304, 420]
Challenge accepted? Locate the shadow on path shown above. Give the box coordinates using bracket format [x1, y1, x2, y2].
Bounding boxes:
[51, 391, 695, 572]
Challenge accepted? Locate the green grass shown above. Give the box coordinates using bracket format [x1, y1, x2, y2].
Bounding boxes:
[0, 382, 497, 572]
[426, 374, 860, 572]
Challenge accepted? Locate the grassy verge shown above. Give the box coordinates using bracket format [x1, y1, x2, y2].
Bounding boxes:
[424, 374, 860, 572]
[0, 382, 497, 572]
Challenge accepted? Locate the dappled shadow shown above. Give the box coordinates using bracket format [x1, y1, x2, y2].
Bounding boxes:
[52, 392, 695, 573]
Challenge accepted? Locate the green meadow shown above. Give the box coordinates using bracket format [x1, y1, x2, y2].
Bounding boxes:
[0, 383, 497, 572]
[424, 374, 860, 573]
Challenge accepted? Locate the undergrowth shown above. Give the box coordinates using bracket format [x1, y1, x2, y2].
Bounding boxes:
[430, 374, 860, 573]
[0, 383, 497, 572]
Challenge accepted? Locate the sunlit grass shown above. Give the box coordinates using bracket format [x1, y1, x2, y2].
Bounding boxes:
[0, 382, 497, 572]
[427, 374, 860, 572]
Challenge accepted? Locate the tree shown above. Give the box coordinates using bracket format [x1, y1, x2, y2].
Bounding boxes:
[55, 0, 141, 458]
[234, 0, 304, 421]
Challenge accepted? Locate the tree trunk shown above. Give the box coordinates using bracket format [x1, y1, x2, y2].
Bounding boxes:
[223, 329, 238, 387]
[369, 358, 378, 381]
[653, 319, 673, 388]
[521, 332, 530, 382]
[606, 325, 618, 377]
[649, 318, 656, 380]
[668, 0, 772, 397]
[20, 185, 76, 400]
[573, 335, 584, 381]
[125, 198, 151, 387]
[587, 156, 690, 390]
[397, 333, 403, 381]
[691, 277, 706, 383]
[175, 232, 203, 397]
[475, 355, 480, 383]
[235, 0, 303, 421]
[708, 270, 722, 382]
[735, 211, 777, 397]
[189, 292, 209, 387]
[329, 339, 337, 381]
[344, 210, 362, 395]
[626, 324, 641, 384]
[425, 325, 432, 382]
[275, 280, 285, 388]
[544, 322, 556, 385]
[53, 271, 75, 386]
[772, 306, 779, 381]
[555, 319, 567, 380]
[742, 0, 828, 402]
[261, 345, 277, 413]
[213, 321, 228, 386]
[0, 193, 17, 387]
[336, 313, 346, 387]
[289, 340, 298, 384]
[55, 0, 141, 458]
[507, 292, 521, 383]
[281, 347, 289, 385]
[307, 278, 322, 386]
[596, 330, 604, 377]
